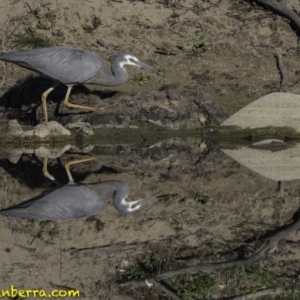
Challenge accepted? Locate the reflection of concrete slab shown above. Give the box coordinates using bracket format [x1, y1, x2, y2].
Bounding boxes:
[221, 92, 300, 133]
[222, 142, 300, 181]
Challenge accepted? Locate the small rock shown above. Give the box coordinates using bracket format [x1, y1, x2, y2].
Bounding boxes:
[6, 149, 22, 164]
[22, 121, 71, 138]
[35, 144, 71, 159]
[166, 88, 178, 101]
[6, 120, 23, 136]
[65, 122, 94, 136]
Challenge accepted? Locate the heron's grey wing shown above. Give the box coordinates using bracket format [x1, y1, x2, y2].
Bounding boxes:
[0, 47, 104, 84]
[1, 185, 105, 220]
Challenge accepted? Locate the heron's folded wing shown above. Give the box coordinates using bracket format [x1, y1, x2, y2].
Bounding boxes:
[1, 47, 103, 84]
[37, 185, 103, 220]
[2, 185, 103, 220]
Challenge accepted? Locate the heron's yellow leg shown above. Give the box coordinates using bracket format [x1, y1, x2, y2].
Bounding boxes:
[63, 86, 116, 112]
[64, 156, 98, 184]
[41, 83, 59, 122]
[42, 158, 55, 181]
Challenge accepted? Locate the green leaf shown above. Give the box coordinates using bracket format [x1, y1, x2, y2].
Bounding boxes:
[197, 202, 210, 214]
[196, 34, 209, 46]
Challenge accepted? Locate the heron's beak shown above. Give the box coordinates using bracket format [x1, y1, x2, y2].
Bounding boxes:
[137, 60, 161, 75]
[119, 190, 161, 214]
[130, 191, 161, 210]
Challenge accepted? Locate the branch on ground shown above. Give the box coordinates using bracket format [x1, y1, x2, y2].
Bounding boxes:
[120, 206, 300, 288]
[254, 0, 300, 33]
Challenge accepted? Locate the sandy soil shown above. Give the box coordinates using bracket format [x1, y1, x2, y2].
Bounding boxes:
[1, 0, 300, 299]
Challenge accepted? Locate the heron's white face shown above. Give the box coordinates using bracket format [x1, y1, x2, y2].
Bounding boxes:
[121, 197, 141, 213]
[121, 53, 161, 75]
[124, 54, 140, 67]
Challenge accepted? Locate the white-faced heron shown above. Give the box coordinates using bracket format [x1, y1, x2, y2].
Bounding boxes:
[0, 47, 161, 122]
[1, 156, 160, 220]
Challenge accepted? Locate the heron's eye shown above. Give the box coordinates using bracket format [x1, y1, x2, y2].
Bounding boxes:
[129, 58, 137, 63]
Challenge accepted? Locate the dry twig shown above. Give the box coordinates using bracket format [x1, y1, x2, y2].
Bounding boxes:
[255, 0, 300, 33]
[231, 287, 300, 300]
[275, 52, 287, 92]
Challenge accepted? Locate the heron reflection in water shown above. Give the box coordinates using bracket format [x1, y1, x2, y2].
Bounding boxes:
[1, 156, 160, 220]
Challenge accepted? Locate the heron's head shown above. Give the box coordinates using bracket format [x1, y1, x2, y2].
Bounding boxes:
[113, 189, 161, 215]
[120, 52, 161, 75]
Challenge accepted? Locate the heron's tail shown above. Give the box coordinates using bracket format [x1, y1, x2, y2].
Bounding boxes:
[1, 208, 31, 219]
[0, 52, 13, 62]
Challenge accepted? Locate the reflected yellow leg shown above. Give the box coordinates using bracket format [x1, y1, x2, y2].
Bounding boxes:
[63, 86, 116, 112]
[64, 156, 98, 184]
[41, 83, 59, 122]
[42, 158, 55, 181]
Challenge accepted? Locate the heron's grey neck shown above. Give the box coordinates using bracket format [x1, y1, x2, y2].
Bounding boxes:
[91, 181, 130, 213]
[110, 56, 128, 85]
[111, 182, 131, 213]
[89, 55, 128, 86]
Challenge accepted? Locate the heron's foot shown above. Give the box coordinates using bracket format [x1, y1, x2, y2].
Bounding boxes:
[63, 102, 97, 111]
[96, 103, 117, 111]
[43, 158, 55, 181]
[64, 156, 98, 183]
[63, 100, 116, 112]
